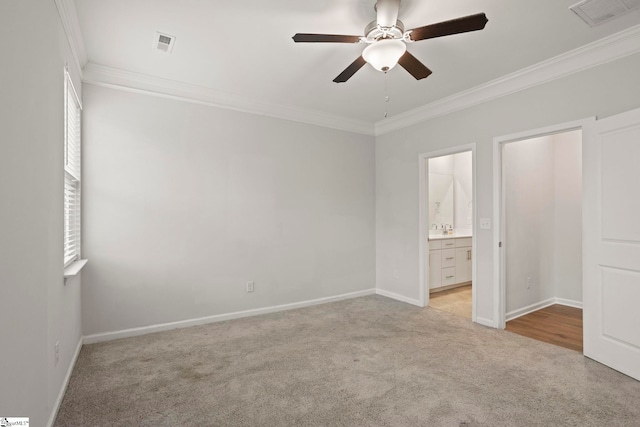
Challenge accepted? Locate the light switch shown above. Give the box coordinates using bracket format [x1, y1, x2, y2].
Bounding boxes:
[480, 218, 491, 229]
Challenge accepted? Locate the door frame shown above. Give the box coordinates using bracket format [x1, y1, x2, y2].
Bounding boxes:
[492, 117, 595, 329]
[418, 143, 477, 322]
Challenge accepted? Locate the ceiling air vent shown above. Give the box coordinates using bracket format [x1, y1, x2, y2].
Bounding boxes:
[570, 0, 640, 26]
[154, 31, 176, 53]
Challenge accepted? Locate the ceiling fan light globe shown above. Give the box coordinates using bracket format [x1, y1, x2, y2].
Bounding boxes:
[362, 39, 406, 72]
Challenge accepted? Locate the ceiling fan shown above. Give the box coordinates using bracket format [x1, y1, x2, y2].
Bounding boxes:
[292, 0, 488, 83]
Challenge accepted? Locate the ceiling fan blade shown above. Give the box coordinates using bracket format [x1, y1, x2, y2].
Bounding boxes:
[376, 0, 401, 28]
[408, 13, 488, 42]
[398, 51, 432, 80]
[292, 33, 361, 43]
[333, 56, 367, 83]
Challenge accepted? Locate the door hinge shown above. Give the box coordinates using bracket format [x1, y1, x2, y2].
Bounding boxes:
[499, 242, 502, 248]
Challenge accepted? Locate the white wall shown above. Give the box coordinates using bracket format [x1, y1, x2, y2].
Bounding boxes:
[81, 85, 376, 336]
[375, 52, 640, 324]
[0, 1, 83, 425]
[429, 155, 454, 174]
[553, 131, 582, 302]
[504, 136, 556, 312]
[503, 130, 582, 314]
[453, 151, 473, 231]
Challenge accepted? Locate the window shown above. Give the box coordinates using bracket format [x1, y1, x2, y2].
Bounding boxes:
[64, 69, 82, 267]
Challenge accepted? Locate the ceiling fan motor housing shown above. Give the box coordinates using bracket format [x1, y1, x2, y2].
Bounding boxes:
[364, 20, 405, 41]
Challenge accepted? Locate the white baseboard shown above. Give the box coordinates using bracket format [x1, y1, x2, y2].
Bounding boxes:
[506, 298, 556, 322]
[47, 336, 83, 427]
[555, 298, 583, 309]
[84, 288, 376, 344]
[506, 297, 583, 322]
[375, 289, 423, 307]
[475, 316, 497, 328]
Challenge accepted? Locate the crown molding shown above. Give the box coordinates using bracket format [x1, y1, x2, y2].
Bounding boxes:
[54, 0, 87, 77]
[82, 63, 375, 136]
[77, 22, 640, 137]
[375, 24, 640, 136]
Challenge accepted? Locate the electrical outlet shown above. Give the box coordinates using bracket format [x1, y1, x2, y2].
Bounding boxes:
[526, 277, 532, 289]
[246, 281, 255, 293]
[55, 341, 60, 366]
[393, 270, 399, 279]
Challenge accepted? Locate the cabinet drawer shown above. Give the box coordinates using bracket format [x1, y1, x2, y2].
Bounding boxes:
[442, 267, 456, 286]
[442, 249, 456, 268]
[428, 239, 442, 250]
[441, 240, 456, 249]
[455, 237, 472, 248]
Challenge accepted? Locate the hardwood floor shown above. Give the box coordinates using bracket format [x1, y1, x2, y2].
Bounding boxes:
[506, 304, 583, 352]
[429, 284, 472, 319]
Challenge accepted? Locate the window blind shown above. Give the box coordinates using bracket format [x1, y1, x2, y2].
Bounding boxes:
[64, 70, 82, 266]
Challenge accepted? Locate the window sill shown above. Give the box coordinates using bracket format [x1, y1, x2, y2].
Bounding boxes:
[64, 259, 88, 284]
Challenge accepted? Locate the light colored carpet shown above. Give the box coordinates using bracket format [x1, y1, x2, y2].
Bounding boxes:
[55, 295, 640, 426]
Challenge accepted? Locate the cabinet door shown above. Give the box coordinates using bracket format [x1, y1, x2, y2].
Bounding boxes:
[455, 247, 472, 283]
[429, 250, 442, 289]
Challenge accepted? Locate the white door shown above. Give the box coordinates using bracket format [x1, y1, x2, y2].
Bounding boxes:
[583, 108, 640, 381]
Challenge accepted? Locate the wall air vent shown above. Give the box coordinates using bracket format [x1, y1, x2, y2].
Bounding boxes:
[570, 0, 640, 27]
[154, 31, 176, 53]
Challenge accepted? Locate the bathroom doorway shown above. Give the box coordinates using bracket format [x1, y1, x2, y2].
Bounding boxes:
[494, 122, 586, 352]
[419, 145, 477, 321]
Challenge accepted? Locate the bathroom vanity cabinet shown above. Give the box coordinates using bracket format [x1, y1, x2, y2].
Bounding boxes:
[429, 236, 472, 291]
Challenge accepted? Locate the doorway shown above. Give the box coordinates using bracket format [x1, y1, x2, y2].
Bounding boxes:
[493, 119, 591, 351]
[419, 144, 477, 321]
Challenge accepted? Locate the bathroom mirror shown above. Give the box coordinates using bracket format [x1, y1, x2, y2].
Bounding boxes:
[429, 173, 454, 231]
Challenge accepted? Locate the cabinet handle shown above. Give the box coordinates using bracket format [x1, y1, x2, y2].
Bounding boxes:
[446, 257, 454, 260]
[446, 275, 454, 279]
[467, 250, 471, 260]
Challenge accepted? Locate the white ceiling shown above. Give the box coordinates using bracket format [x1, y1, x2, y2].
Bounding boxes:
[74, 0, 640, 125]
